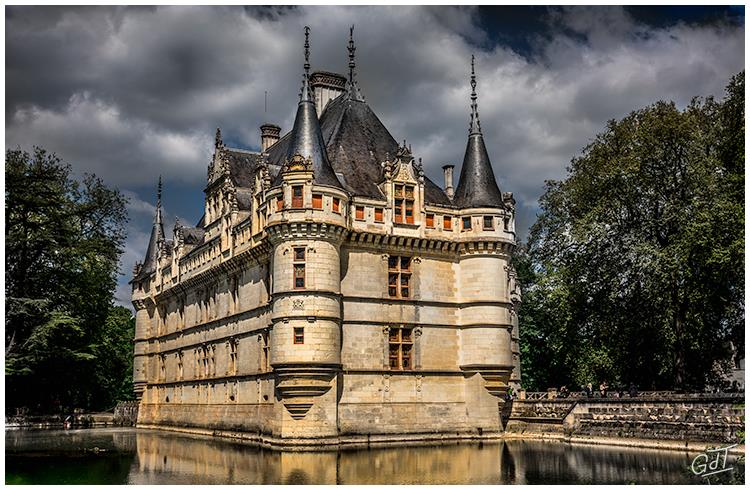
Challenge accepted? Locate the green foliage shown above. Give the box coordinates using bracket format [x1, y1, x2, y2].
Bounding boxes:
[5, 147, 132, 413]
[518, 73, 744, 391]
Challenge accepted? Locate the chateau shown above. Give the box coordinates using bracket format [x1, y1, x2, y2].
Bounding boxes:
[131, 27, 521, 446]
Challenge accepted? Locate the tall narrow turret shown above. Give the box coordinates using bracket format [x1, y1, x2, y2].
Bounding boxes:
[137, 176, 165, 279]
[452, 56, 504, 209]
[285, 26, 344, 190]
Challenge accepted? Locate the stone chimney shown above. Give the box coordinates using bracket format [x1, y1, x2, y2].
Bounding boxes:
[442, 164, 455, 199]
[260, 123, 281, 151]
[310, 71, 347, 116]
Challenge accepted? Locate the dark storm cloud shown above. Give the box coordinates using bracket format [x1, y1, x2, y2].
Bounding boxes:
[5, 5, 744, 307]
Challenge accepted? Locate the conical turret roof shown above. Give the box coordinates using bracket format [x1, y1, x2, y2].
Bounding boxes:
[284, 26, 344, 189]
[138, 177, 165, 279]
[453, 55, 504, 209]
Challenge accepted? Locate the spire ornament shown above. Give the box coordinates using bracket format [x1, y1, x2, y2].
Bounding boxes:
[215, 127, 223, 149]
[347, 25, 363, 101]
[469, 55, 482, 135]
[156, 175, 163, 211]
[299, 26, 313, 102]
[284, 26, 345, 190]
[452, 55, 504, 209]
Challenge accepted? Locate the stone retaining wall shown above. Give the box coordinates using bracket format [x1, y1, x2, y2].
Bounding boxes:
[505, 394, 744, 445]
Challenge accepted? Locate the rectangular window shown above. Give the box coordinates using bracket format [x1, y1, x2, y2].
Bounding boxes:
[294, 327, 304, 344]
[293, 264, 305, 289]
[293, 247, 305, 289]
[292, 185, 303, 208]
[276, 195, 284, 211]
[483, 216, 494, 230]
[426, 213, 434, 228]
[462, 217, 472, 231]
[177, 351, 183, 380]
[374, 207, 384, 223]
[355, 205, 365, 220]
[229, 340, 237, 375]
[504, 216, 510, 231]
[388, 327, 413, 370]
[387, 255, 412, 298]
[261, 331, 270, 372]
[312, 193, 323, 209]
[393, 183, 415, 224]
[443, 216, 452, 230]
[405, 200, 414, 224]
[332, 197, 340, 213]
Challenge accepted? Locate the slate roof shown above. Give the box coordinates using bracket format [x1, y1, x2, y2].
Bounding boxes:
[235, 188, 254, 211]
[452, 57, 504, 209]
[282, 94, 345, 189]
[265, 92, 452, 205]
[135, 203, 165, 281]
[452, 133, 504, 209]
[223, 148, 263, 188]
[181, 226, 205, 246]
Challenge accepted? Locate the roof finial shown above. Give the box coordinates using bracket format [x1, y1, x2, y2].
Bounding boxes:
[304, 26, 310, 76]
[215, 127, 223, 149]
[299, 26, 312, 102]
[469, 54, 482, 135]
[347, 25, 363, 101]
[157, 175, 162, 209]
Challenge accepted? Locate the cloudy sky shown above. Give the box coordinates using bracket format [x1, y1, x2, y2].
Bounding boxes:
[5, 5, 744, 307]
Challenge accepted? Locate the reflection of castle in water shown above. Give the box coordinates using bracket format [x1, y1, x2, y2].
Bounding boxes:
[127, 430, 703, 485]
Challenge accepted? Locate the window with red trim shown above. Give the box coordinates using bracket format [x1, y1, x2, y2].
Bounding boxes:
[291, 186, 303, 208]
[387, 255, 412, 298]
[426, 213, 434, 228]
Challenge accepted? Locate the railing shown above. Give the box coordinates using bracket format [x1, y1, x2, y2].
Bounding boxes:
[518, 390, 744, 401]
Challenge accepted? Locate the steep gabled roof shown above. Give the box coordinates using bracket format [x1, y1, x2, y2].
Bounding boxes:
[223, 148, 263, 188]
[319, 95, 395, 198]
[265, 27, 451, 204]
[265, 92, 452, 205]
[181, 226, 205, 246]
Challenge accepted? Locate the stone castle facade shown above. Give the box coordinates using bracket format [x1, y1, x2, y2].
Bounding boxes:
[131, 27, 521, 446]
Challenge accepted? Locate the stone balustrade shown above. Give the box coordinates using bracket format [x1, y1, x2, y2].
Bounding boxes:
[505, 393, 745, 446]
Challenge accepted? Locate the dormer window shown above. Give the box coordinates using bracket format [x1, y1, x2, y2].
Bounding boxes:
[292, 186, 303, 208]
[394, 184, 415, 224]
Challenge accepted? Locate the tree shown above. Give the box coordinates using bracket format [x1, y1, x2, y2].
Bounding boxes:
[5, 147, 131, 412]
[519, 73, 744, 391]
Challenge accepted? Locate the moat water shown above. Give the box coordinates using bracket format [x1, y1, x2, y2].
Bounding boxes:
[5, 428, 744, 484]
